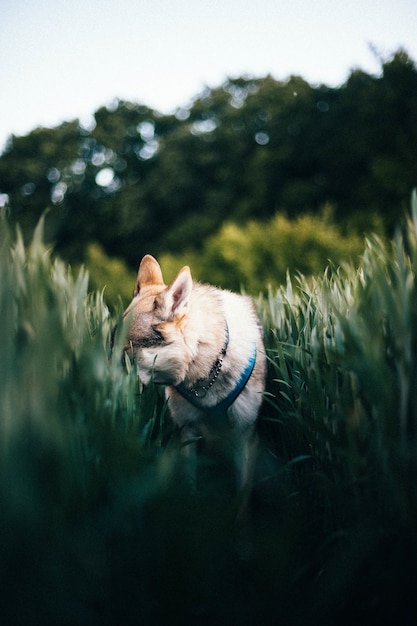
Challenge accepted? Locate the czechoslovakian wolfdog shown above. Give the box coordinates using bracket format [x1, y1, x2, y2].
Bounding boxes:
[121, 254, 267, 502]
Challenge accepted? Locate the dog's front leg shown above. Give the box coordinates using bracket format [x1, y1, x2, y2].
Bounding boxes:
[166, 390, 201, 488]
[233, 428, 259, 519]
[232, 427, 259, 563]
[179, 423, 199, 489]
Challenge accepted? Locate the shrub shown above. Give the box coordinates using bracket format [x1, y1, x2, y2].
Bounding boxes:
[159, 210, 367, 291]
[84, 242, 137, 309]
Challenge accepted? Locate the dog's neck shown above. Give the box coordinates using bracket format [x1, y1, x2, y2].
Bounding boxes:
[178, 284, 228, 385]
[181, 322, 229, 399]
[175, 317, 257, 416]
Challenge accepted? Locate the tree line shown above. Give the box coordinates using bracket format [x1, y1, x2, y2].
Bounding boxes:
[0, 49, 416, 285]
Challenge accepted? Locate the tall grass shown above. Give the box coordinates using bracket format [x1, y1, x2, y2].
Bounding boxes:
[262, 197, 417, 518]
[0, 219, 171, 624]
[1, 204, 417, 625]
[258, 194, 417, 623]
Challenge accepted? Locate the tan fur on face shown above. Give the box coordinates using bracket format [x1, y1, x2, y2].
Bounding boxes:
[122, 256, 196, 385]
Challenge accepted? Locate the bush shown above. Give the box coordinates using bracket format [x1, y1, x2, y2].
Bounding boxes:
[159, 209, 368, 291]
[84, 242, 137, 309]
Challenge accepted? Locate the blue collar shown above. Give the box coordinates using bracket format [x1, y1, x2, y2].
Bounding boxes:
[174, 339, 257, 422]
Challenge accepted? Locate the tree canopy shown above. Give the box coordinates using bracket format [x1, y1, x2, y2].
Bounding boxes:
[1, 49, 416, 282]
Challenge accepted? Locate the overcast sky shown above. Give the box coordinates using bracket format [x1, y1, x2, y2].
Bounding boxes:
[1, 0, 416, 152]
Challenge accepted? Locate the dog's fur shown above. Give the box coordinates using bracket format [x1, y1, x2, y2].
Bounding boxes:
[122, 254, 267, 497]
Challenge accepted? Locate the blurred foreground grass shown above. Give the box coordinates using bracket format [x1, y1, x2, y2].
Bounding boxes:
[1, 204, 417, 625]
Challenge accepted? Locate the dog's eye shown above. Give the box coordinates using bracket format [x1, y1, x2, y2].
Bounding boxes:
[150, 325, 165, 345]
[130, 326, 165, 349]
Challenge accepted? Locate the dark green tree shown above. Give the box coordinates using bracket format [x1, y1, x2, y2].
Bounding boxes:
[1, 49, 416, 269]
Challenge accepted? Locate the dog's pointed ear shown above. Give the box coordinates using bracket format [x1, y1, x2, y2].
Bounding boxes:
[166, 266, 192, 316]
[134, 255, 164, 296]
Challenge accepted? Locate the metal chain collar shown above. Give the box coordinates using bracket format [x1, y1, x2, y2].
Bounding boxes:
[186, 323, 229, 399]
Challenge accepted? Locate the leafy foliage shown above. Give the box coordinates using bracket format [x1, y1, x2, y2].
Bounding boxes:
[84, 242, 137, 308]
[159, 209, 368, 291]
[1, 50, 416, 278]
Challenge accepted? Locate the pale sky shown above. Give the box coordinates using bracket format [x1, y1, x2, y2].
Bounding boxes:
[1, 0, 416, 152]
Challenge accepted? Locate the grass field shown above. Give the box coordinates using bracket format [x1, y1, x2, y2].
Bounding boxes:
[1, 202, 417, 625]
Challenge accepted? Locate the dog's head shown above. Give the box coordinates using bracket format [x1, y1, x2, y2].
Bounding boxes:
[120, 255, 195, 386]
